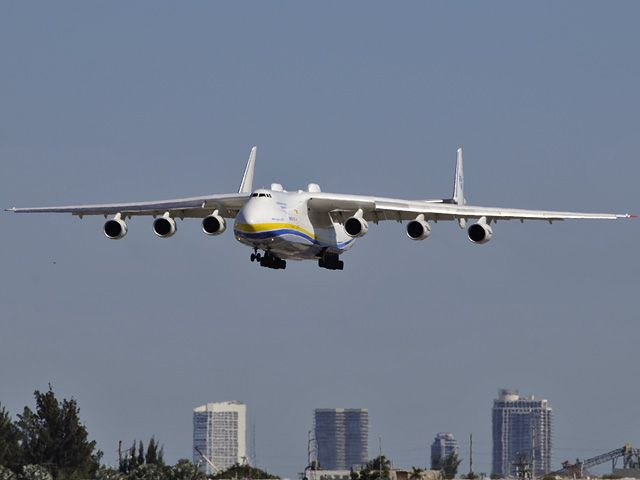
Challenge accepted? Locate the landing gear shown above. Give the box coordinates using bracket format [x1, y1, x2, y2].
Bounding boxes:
[318, 251, 344, 270]
[251, 250, 286, 269]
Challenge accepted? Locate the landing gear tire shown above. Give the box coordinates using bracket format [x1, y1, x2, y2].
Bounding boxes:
[256, 251, 286, 270]
[318, 251, 344, 271]
[250, 253, 256, 262]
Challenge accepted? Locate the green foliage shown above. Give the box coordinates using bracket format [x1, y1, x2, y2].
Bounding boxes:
[0, 466, 17, 480]
[95, 467, 125, 480]
[119, 439, 165, 474]
[168, 459, 205, 480]
[0, 404, 21, 471]
[21, 465, 53, 480]
[351, 456, 392, 480]
[127, 464, 167, 480]
[15, 387, 102, 480]
[211, 463, 279, 480]
[409, 467, 424, 480]
[441, 454, 461, 480]
[137, 443, 144, 470]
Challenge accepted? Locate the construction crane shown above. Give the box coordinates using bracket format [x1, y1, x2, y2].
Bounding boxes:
[194, 446, 221, 474]
[550, 444, 640, 477]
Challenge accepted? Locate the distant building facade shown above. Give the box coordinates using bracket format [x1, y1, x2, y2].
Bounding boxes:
[430, 433, 459, 469]
[314, 408, 368, 470]
[492, 389, 552, 477]
[193, 401, 247, 474]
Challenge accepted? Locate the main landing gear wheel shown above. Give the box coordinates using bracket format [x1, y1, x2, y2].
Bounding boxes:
[253, 251, 286, 270]
[250, 249, 262, 263]
[318, 251, 344, 271]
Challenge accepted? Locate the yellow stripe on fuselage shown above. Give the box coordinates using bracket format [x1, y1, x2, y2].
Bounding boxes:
[234, 222, 317, 240]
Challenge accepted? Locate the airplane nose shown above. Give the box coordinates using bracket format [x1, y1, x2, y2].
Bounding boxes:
[236, 202, 260, 227]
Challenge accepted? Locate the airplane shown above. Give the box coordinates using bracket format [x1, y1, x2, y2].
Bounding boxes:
[6, 146, 635, 271]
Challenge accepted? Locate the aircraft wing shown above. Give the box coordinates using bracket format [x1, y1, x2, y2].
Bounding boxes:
[307, 194, 634, 223]
[5, 193, 250, 218]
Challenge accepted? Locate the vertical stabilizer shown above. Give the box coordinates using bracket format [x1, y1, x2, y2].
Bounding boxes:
[238, 146, 257, 194]
[452, 147, 465, 205]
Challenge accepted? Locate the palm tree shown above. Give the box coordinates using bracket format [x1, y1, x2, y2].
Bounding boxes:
[410, 467, 424, 480]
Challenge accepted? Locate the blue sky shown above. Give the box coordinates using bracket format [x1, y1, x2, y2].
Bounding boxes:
[1, 2, 638, 477]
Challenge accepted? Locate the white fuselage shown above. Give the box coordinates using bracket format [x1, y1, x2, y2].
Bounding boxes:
[233, 189, 355, 260]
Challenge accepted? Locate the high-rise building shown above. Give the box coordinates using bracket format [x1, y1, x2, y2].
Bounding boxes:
[492, 389, 552, 477]
[193, 401, 247, 474]
[314, 408, 368, 470]
[430, 433, 460, 469]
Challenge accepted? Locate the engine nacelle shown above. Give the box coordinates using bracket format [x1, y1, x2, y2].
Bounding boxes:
[344, 215, 368, 238]
[153, 214, 177, 238]
[103, 218, 127, 240]
[406, 218, 431, 240]
[202, 213, 226, 235]
[468, 221, 493, 244]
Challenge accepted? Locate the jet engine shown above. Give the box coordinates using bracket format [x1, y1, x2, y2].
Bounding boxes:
[103, 217, 127, 240]
[344, 213, 368, 238]
[406, 217, 431, 240]
[202, 213, 226, 235]
[467, 221, 493, 244]
[153, 214, 177, 238]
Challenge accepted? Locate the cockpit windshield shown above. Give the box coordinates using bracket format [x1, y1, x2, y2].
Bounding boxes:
[251, 193, 272, 198]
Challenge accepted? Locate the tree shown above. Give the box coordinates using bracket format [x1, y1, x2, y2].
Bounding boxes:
[211, 463, 279, 479]
[0, 404, 21, 471]
[145, 438, 158, 466]
[351, 456, 391, 480]
[410, 467, 424, 480]
[0, 466, 17, 480]
[169, 459, 205, 480]
[137, 442, 144, 469]
[442, 453, 461, 480]
[16, 386, 102, 480]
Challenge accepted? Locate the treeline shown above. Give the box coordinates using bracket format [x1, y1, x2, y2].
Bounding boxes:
[0, 387, 278, 480]
[0, 386, 101, 480]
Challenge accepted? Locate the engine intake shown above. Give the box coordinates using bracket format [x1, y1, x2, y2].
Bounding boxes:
[104, 218, 127, 240]
[202, 213, 226, 235]
[344, 215, 368, 238]
[468, 221, 493, 244]
[153, 214, 177, 238]
[406, 217, 431, 240]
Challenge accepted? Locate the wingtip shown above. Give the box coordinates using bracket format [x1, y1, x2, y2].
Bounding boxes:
[4, 207, 16, 212]
[629, 214, 638, 219]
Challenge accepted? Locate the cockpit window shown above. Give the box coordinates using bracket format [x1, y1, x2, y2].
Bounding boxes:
[251, 193, 258, 197]
[259, 193, 266, 197]
[252, 192, 272, 198]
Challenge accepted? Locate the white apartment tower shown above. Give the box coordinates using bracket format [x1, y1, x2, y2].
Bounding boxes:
[492, 389, 552, 477]
[193, 401, 247, 474]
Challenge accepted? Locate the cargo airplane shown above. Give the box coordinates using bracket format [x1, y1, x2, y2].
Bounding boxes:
[6, 147, 635, 270]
